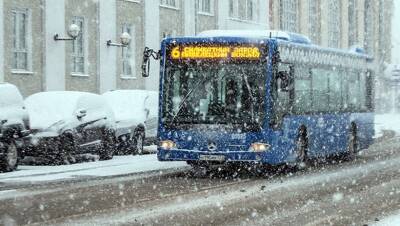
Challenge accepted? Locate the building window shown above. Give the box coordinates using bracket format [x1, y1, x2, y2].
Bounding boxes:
[229, 0, 258, 21]
[245, 0, 257, 21]
[378, 0, 386, 59]
[280, 0, 298, 32]
[121, 24, 135, 78]
[308, 0, 320, 44]
[348, 0, 358, 46]
[198, 0, 213, 14]
[327, 0, 341, 48]
[12, 9, 29, 71]
[229, 0, 237, 18]
[71, 17, 85, 74]
[160, 0, 178, 8]
[364, 0, 374, 54]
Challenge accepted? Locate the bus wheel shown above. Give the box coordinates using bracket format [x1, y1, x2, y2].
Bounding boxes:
[347, 123, 358, 160]
[296, 127, 309, 168]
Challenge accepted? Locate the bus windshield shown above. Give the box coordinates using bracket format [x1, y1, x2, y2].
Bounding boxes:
[162, 61, 266, 131]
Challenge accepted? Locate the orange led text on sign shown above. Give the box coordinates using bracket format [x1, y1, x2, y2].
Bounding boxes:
[171, 46, 260, 59]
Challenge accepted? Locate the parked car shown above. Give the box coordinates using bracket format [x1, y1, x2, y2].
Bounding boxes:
[102, 90, 159, 154]
[0, 83, 30, 172]
[24, 91, 116, 164]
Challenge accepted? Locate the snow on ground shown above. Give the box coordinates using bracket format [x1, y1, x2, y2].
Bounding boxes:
[373, 211, 400, 226]
[0, 154, 187, 183]
[375, 114, 400, 137]
[58, 154, 400, 225]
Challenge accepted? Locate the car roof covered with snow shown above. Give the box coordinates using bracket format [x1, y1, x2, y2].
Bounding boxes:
[102, 90, 156, 124]
[0, 83, 24, 107]
[25, 91, 113, 130]
[0, 83, 27, 125]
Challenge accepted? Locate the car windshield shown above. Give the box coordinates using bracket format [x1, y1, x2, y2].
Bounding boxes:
[162, 61, 266, 130]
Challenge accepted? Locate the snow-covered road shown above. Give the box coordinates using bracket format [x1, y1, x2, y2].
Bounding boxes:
[0, 114, 399, 225]
[0, 154, 187, 184]
[0, 136, 399, 225]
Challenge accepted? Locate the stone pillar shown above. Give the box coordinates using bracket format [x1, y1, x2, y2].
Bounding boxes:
[320, 0, 329, 47]
[144, 0, 160, 91]
[217, 0, 229, 29]
[99, 0, 117, 93]
[341, 0, 349, 48]
[184, 0, 195, 35]
[45, 0, 66, 90]
[0, 0, 3, 83]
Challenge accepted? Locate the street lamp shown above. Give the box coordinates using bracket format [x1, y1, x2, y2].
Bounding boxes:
[107, 32, 131, 47]
[54, 24, 80, 41]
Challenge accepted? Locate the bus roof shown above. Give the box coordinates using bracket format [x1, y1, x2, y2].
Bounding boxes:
[198, 30, 312, 45]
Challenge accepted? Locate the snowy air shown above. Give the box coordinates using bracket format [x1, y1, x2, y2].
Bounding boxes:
[0, 0, 400, 225]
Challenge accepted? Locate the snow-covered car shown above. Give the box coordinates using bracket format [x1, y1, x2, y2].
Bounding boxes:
[102, 90, 159, 154]
[0, 83, 30, 172]
[23, 91, 116, 164]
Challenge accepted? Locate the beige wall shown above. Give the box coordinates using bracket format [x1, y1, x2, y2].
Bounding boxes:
[116, 0, 145, 90]
[2, 0, 44, 97]
[196, 13, 217, 33]
[159, 1, 184, 38]
[65, 0, 98, 93]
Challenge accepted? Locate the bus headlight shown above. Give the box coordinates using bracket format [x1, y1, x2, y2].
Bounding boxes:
[249, 143, 270, 152]
[159, 140, 176, 150]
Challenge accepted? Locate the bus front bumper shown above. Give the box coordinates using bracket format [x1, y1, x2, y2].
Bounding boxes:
[158, 148, 274, 163]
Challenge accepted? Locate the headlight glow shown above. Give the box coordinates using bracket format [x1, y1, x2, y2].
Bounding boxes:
[160, 140, 176, 150]
[249, 142, 270, 152]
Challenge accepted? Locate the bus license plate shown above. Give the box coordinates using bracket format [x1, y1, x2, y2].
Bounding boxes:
[199, 155, 225, 161]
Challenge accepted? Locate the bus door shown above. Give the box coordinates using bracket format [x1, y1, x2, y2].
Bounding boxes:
[272, 62, 294, 129]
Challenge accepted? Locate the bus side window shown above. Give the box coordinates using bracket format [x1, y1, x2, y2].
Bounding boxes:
[365, 70, 374, 111]
[341, 70, 349, 111]
[359, 71, 367, 111]
[311, 68, 329, 112]
[294, 66, 312, 114]
[347, 70, 361, 111]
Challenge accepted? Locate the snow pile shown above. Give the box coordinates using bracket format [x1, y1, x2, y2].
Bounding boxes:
[0, 154, 187, 183]
[372, 211, 400, 226]
[375, 114, 400, 137]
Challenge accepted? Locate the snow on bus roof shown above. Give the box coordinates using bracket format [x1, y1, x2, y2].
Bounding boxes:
[197, 30, 312, 45]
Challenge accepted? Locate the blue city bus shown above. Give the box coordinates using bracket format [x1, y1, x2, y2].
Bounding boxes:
[142, 30, 375, 170]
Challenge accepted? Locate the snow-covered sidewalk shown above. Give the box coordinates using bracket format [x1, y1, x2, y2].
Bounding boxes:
[372, 211, 400, 226]
[0, 154, 187, 183]
[375, 114, 400, 137]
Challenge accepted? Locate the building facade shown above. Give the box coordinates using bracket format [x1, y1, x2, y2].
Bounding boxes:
[270, 0, 394, 112]
[0, 0, 269, 97]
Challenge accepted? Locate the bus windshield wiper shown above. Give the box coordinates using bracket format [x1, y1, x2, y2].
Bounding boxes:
[168, 75, 208, 127]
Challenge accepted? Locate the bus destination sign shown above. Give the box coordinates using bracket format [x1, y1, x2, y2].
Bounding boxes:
[170, 46, 261, 60]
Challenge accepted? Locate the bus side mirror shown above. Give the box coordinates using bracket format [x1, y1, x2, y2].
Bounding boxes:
[142, 55, 150, 77]
[142, 47, 161, 78]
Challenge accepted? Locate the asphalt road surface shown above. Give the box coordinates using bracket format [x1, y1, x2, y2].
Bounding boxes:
[1, 137, 400, 226]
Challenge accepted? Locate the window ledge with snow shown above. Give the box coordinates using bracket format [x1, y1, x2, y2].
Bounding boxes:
[228, 17, 262, 25]
[11, 70, 35, 75]
[120, 75, 137, 80]
[197, 12, 214, 17]
[159, 5, 180, 10]
[71, 73, 90, 77]
[121, 0, 140, 4]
